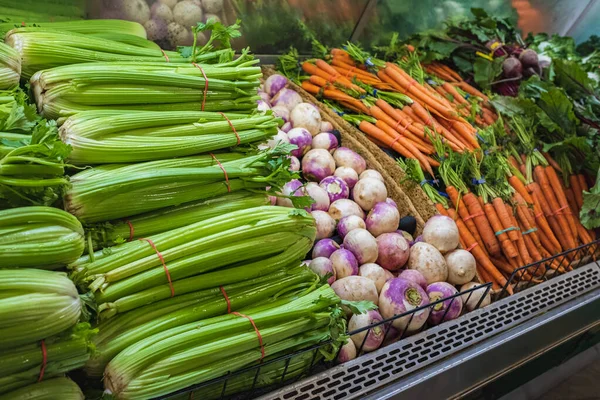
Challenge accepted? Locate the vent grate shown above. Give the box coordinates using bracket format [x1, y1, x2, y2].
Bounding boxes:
[260, 262, 600, 400]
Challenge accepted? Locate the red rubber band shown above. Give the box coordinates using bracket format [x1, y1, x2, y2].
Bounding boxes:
[140, 238, 174, 297]
[38, 340, 47, 382]
[21, 21, 26, 27]
[344, 67, 356, 78]
[465, 242, 478, 252]
[125, 220, 134, 242]
[220, 285, 232, 314]
[210, 153, 230, 192]
[192, 63, 209, 111]
[463, 211, 484, 221]
[535, 212, 544, 218]
[160, 49, 170, 63]
[219, 112, 241, 145]
[552, 205, 568, 215]
[398, 120, 411, 135]
[390, 135, 403, 148]
[404, 80, 416, 93]
[232, 312, 265, 361]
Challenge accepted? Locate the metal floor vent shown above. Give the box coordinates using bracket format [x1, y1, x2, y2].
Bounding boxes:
[260, 262, 600, 400]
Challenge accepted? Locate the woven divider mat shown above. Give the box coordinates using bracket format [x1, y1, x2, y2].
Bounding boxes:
[262, 66, 437, 234]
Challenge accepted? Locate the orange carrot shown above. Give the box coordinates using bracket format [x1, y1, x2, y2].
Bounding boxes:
[463, 192, 501, 256]
[528, 189, 562, 253]
[569, 174, 583, 210]
[484, 202, 518, 258]
[302, 62, 365, 93]
[508, 176, 534, 204]
[369, 105, 435, 150]
[454, 81, 489, 103]
[435, 203, 449, 216]
[546, 166, 578, 242]
[541, 151, 562, 173]
[446, 186, 486, 253]
[492, 198, 519, 242]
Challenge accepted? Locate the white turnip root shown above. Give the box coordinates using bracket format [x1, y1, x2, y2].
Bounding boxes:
[460, 282, 491, 311]
[256, 100, 271, 112]
[288, 156, 300, 172]
[319, 176, 349, 203]
[365, 202, 400, 237]
[202, 0, 224, 13]
[333, 147, 366, 174]
[309, 257, 336, 284]
[328, 199, 365, 220]
[320, 121, 334, 132]
[266, 130, 289, 149]
[348, 310, 385, 352]
[151, 2, 173, 21]
[290, 103, 322, 136]
[305, 182, 330, 212]
[337, 215, 365, 238]
[312, 132, 338, 153]
[376, 232, 410, 271]
[330, 249, 358, 279]
[426, 282, 463, 325]
[422, 215, 460, 253]
[397, 230, 414, 244]
[158, 0, 178, 8]
[334, 167, 359, 189]
[167, 22, 192, 46]
[385, 198, 397, 208]
[379, 278, 430, 332]
[271, 88, 302, 111]
[343, 228, 378, 264]
[271, 105, 290, 122]
[281, 121, 292, 133]
[144, 19, 169, 41]
[302, 149, 335, 182]
[258, 92, 271, 102]
[121, 0, 151, 24]
[312, 238, 340, 259]
[264, 74, 288, 97]
[359, 263, 392, 293]
[398, 269, 427, 290]
[204, 13, 221, 23]
[359, 169, 384, 182]
[338, 338, 357, 363]
[173, 1, 203, 28]
[407, 242, 448, 284]
[311, 210, 336, 239]
[287, 128, 312, 158]
[444, 249, 476, 285]
[353, 178, 388, 211]
[331, 276, 378, 315]
[276, 179, 304, 208]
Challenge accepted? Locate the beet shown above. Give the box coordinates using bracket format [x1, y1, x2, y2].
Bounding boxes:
[519, 49, 539, 68]
[502, 57, 522, 78]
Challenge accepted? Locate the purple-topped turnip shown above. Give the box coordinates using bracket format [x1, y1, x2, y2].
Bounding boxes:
[360, 169, 384, 182]
[334, 167, 359, 189]
[281, 121, 292, 133]
[288, 155, 300, 172]
[328, 199, 365, 220]
[333, 147, 366, 174]
[312, 238, 340, 259]
[385, 198, 397, 208]
[426, 282, 463, 326]
[311, 210, 336, 239]
[398, 269, 427, 290]
[290, 103, 322, 136]
[411, 235, 423, 247]
[271, 88, 302, 110]
[338, 338, 357, 363]
[308, 257, 336, 284]
[365, 201, 400, 237]
[331, 276, 379, 315]
[422, 215, 459, 253]
[359, 263, 393, 293]
[407, 242, 448, 284]
[266, 130, 290, 149]
[305, 182, 330, 211]
[344, 228, 378, 264]
[276, 179, 304, 208]
[396, 230, 414, 243]
[302, 149, 335, 182]
[445, 249, 476, 285]
[379, 278, 430, 331]
[330, 248, 358, 279]
[312, 132, 338, 153]
[258, 91, 271, 103]
[287, 128, 312, 158]
[320, 121, 334, 132]
[319, 176, 349, 203]
[348, 310, 385, 352]
[264, 74, 288, 97]
[257, 99, 271, 112]
[353, 178, 387, 211]
[460, 282, 491, 311]
[337, 215, 366, 238]
[271, 105, 290, 122]
[376, 232, 410, 271]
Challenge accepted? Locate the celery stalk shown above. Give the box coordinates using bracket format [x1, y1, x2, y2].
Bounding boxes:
[0, 378, 84, 400]
[0, 19, 147, 38]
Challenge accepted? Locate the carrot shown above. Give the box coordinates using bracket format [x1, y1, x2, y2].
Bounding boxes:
[578, 173, 589, 192]
[463, 192, 501, 256]
[489, 256, 516, 275]
[301, 81, 372, 115]
[454, 81, 489, 103]
[539, 166, 578, 248]
[377, 69, 408, 93]
[508, 176, 535, 204]
[513, 194, 543, 251]
[492, 198, 519, 242]
[546, 166, 579, 241]
[528, 189, 562, 253]
[569, 174, 583, 210]
[522, 230, 543, 262]
[406, 104, 466, 151]
[446, 186, 486, 253]
[330, 58, 379, 79]
[435, 203, 449, 216]
[302, 62, 365, 93]
[484, 202, 518, 258]
[506, 203, 532, 265]
[438, 63, 464, 82]
[541, 151, 562, 173]
[565, 186, 578, 215]
[375, 119, 433, 154]
[370, 104, 435, 150]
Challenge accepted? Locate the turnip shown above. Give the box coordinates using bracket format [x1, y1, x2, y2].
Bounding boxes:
[290, 103, 322, 136]
[312, 238, 340, 259]
[287, 128, 312, 158]
[204, 13, 221, 23]
[444, 249, 476, 285]
[151, 2, 174, 21]
[202, 0, 224, 14]
[144, 19, 169, 41]
[266, 130, 289, 149]
[379, 278, 430, 332]
[312, 132, 338, 153]
[271, 88, 302, 111]
[258, 92, 271, 102]
[365, 201, 400, 237]
[331, 276, 378, 315]
[334, 167, 359, 189]
[302, 149, 335, 182]
[359, 263, 392, 293]
[460, 282, 491, 311]
[398, 269, 427, 290]
[281, 122, 292, 133]
[376, 232, 410, 271]
[359, 169, 384, 182]
[271, 105, 290, 122]
[426, 282, 463, 325]
[385, 198, 397, 208]
[337, 215, 365, 239]
[407, 242, 448, 284]
[120, 0, 151, 24]
[288, 156, 300, 172]
[256, 100, 271, 112]
[309, 257, 336, 284]
[344, 228, 378, 264]
[328, 199, 365, 220]
[264, 74, 288, 97]
[312, 210, 336, 240]
[353, 178, 387, 211]
[337, 338, 357, 363]
[422, 215, 459, 253]
[320, 121, 334, 132]
[348, 310, 385, 352]
[333, 147, 366, 174]
[502, 56, 522, 78]
[173, 1, 203, 28]
[330, 249, 358, 279]
[158, 0, 178, 8]
[319, 176, 349, 203]
[276, 179, 304, 208]
[305, 182, 330, 212]
[397, 230, 414, 243]
[167, 22, 192, 46]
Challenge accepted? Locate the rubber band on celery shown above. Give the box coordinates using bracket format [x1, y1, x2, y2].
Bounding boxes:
[125, 220, 134, 242]
[38, 340, 47, 382]
[220, 286, 232, 314]
[192, 63, 209, 111]
[160, 49, 170, 63]
[232, 312, 265, 361]
[210, 153, 230, 192]
[219, 112, 240, 145]
[140, 238, 174, 297]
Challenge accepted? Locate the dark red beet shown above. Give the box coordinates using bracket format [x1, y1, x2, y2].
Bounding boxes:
[519, 49, 539, 68]
[496, 81, 519, 97]
[502, 57, 522, 78]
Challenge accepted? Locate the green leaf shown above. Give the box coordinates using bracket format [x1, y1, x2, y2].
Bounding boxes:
[580, 170, 600, 229]
[473, 57, 502, 90]
[289, 208, 310, 217]
[553, 59, 596, 98]
[536, 87, 578, 134]
[341, 300, 378, 314]
[490, 95, 538, 118]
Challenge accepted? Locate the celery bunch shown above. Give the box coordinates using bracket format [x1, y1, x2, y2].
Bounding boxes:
[0, 43, 20, 89]
[0, 377, 84, 400]
[0, 19, 147, 38]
